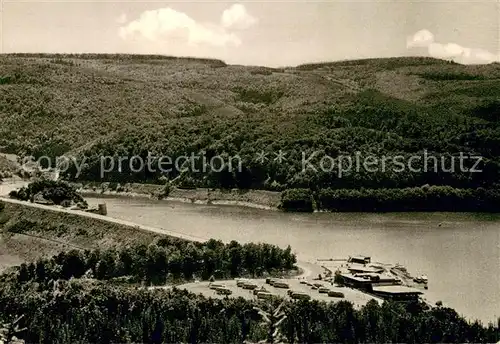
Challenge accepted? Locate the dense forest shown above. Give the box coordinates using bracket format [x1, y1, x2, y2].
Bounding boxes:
[1, 54, 500, 211]
[3, 240, 297, 284]
[0, 201, 499, 343]
[0, 269, 498, 343]
[280, 186, 500, 212]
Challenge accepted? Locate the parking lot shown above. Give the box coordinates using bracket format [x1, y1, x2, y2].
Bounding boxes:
[169, 277, 382, 308]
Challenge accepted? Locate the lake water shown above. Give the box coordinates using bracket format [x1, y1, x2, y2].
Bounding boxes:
[88, 196, 499, 324]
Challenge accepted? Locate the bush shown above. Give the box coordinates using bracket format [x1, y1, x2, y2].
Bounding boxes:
[6, 219, 38, 234]
[279, 188, 315, 212]
[108, 182, 118, 191]
[158, 182, 171, 199]
[0, 202, 7, 225]
[9, 190, 22, 200]
[9, 179, 86, 206]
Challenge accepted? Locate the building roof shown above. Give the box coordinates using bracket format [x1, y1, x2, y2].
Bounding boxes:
[347, 265, 383, 273]
[372, 286, 423, 294]
[351, 255, 370, 259]
[342, 272, 400, 283]
[354, 273, 399, 282]
[340, 273, 373, 282]
[354, 272, 379, 276]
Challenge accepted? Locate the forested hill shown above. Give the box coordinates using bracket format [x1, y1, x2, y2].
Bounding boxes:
[1, 54, 500, 210]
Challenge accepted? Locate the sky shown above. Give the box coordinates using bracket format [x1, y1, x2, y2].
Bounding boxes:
[1, 0, 498, 67]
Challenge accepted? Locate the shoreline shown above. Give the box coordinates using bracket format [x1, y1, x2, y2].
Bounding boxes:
[78, 183, 281, 211]
[1, 193, 493, 322]
[5, 180, 500, 216]
[0, 197, 322, 280]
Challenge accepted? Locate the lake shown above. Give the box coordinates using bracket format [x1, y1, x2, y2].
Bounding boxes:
[87, 195, 500, 324]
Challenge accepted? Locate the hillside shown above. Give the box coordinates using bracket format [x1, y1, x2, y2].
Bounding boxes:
[1, 54, 499, 202]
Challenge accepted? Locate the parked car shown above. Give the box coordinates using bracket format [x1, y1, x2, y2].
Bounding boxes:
[209, 283, 226, 290]
[273, 281, 289, 289]
[269, 278, 280, 286]
[242, 282, 258, 290]
[257, 291, 273, 300]
[318, 287, 330, 293]
[236, 279, 250, 287]
[290, 292, 311, 300]
[253, 287, 267, 295]
[215, 287, 232, 295]
[327, 291, 345, 298]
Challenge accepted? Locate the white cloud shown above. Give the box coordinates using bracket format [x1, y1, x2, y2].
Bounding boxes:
[221, 4, 258, 30]
[119, 5, 256, 48]
[428, 42, 466, 59]
[407, 29, 499, 64]
[406, 29, 434, 49]
[116, 13, 127, 24]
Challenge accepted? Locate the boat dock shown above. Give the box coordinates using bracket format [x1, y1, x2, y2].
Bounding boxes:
[318, 255, 428, 301]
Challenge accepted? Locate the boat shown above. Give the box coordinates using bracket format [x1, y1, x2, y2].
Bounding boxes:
[347, 255, 371, 265]
[393, 264, 408, 273]
[413, 275, 428, 284]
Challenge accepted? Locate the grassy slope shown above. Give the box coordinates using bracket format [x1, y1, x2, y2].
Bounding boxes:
[1, 54, 499, 190]
[0, 201, 162, 271]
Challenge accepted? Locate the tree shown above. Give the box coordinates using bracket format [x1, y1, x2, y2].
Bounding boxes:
[0, 315, 27, 344]
[253, 301, 288, 344]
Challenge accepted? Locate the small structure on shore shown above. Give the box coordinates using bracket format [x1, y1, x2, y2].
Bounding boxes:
[85, 203, 107, 216]
[348, 255, 371, 265]
[333, 254, 428, 302]
[371, 286, 423, 302]
[339, 273, 402, 289]
[347, 265, 385, 274]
